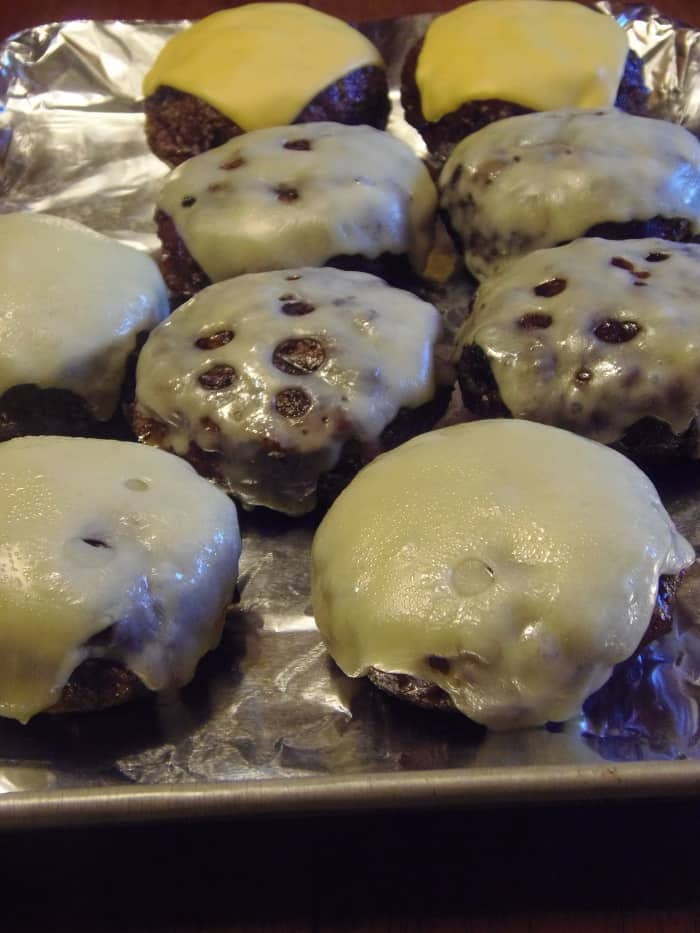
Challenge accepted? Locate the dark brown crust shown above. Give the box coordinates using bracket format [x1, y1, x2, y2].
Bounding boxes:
[400, 39, 649, 163]
[367, 575, 681, 718]
[642, 574, 680, 648]
[0, 332, 149, 443]
[155, 209, 421, 301]
[48, 659, 148, 715]
[584, 217, 700, 244]
[456, 343, 511, 420]
[441, 211, 700, 287]
[316, 384, 453, 509]
[456, 342, 700, 459]
[131, 384, 453, 513]
[324, 253, 421, 291]
[367, 668, 456, 713]
[618, 417, 699, 461]
[47, 601, 229, 714]
[295, 64, 390, 131]
[145, 66, 390, 167]
[155, 208, 212, 302]
[144, 86, 242, 169]
[614, 49, 651, 116]
[0, 385, 101, 442]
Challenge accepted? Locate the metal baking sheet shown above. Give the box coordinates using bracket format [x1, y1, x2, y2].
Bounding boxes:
[1, 4, 700, 829]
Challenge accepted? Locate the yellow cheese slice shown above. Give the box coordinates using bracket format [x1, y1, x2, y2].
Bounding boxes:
[143, 3, 384, 131]
[416, 0, 629, 122]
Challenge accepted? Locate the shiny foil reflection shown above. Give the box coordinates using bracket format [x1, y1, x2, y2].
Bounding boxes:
[0, 6, 698, 799]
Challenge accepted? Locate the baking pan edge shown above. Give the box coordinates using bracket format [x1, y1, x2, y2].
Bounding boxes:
[1, 760, 699, 830]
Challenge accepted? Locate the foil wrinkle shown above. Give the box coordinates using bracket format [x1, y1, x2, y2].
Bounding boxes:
[0, 7, 699, 797]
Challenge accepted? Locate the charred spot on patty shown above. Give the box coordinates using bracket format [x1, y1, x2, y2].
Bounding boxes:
[534, 277, 567, 298]
[274, 184, 300, 203]
[195, 330, 235, 349]
[594, 319, 641, 343]
[283, 138, 312, 151]
[275, 387, 313, 421]
[273, 337, 326, 375]
[518, 312, 553, 329]
[280, 300, 316, 316]
[198, 364, 238, 390]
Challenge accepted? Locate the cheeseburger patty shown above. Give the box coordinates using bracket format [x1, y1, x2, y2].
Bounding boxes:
[401, 41, 648, 164]
[455, 237, 700, 460]
[145, 66, 390, 167]
[439, 109, 700, 281]
[0, 437, 241, 723]
[131, 266, 450, 515]
[311, 420, 695, 730]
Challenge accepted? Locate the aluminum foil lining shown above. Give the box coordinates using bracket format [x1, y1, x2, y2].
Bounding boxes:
[0, 5, 699, 800]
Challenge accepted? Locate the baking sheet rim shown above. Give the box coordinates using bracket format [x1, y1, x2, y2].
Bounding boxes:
[1, 760, 699, 829]
[1, 6, 699, 831]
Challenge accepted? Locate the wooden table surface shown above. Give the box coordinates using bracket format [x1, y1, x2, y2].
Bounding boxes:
[0, 1, 699, 931]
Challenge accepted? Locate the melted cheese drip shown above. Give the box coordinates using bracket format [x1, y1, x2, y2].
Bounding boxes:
[459, 237, 700, 448]
[158, 122, 437, 279]
[311, 420, 695, 730]
[0, 213, 168, 419]
[0, 437, 240, 723]
[134, 267, 442, 515]
[440, 109, 700, 281]
[417, 1, 629, 122]
[143, 3, 383, 131]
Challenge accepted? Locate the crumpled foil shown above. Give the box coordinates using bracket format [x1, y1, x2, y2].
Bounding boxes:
[0, 5, 699, 801]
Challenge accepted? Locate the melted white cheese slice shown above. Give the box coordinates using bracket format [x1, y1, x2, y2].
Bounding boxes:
[439, 109, 700, 280]
[311, 420, 695, 730]
[157, 122, 437, 279]
[0, 213, 168, 419]
[143, 3, 383, 131]
[416, 0, 629, 122]
[134, 267, 442, 515]
[0, 436, 240, 723]
[458, 237, 700, 448]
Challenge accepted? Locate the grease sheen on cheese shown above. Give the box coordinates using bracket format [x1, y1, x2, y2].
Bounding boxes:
[134, 267, 442, 515]
[311, 420, 695, 730]
[417, 0, 629, 122]
[0, 437, 240, 723]
[157, 122, 437, 279]
[439, 109, 700, 280]
[143, 3, 383, 131]
[0, 213, 168, 419]
[458, 237, 700, 449]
